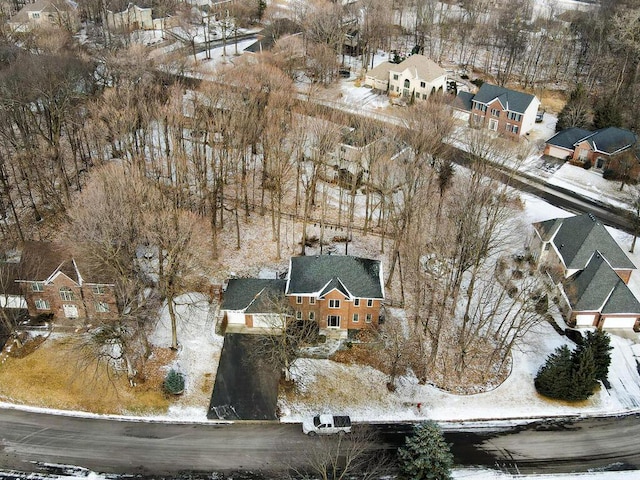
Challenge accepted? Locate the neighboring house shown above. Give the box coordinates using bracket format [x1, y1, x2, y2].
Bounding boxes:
[562, 252, 640, 330]
[220, 255, 385, 336]
[456, 83, 540, 138]
[544, 126, 639, 176]
[220, 278, 287, 331]
[106, 3, 154, 31]
[530, 213, 640, 330]
[8, 242, 118, 324]
[8, 0, 79, 32]
[364, 54, 447, 101]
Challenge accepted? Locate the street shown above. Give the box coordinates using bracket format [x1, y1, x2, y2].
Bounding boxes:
[1, 408, 640, 476]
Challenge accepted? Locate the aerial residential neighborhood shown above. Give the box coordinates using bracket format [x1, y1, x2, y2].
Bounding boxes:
[1, 0, 640, 479]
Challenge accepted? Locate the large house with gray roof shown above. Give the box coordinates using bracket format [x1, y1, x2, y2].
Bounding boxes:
[530, 213, 640, 330]
[456, 83, 540, 138]
[220, 255, 384, 335]
[544, 126, 639, 177]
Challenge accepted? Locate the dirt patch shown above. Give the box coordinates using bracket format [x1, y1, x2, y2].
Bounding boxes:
[0, 335, 172, 415]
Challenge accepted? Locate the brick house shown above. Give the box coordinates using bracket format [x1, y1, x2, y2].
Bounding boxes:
[530, 213, 640, 330]
[455, 83, 540, 138]
[220, 255, 385, 336]
[544, 127, 639, 177]
[12, 242, 118, 325]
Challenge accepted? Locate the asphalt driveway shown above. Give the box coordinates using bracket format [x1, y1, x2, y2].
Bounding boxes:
[207, 333, 280, 420]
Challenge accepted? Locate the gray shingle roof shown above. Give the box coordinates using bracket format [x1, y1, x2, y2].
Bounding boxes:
[536, 213, 636, 271]
[454, 91, 474, 112]
[221, 279, 286, 313]
[546, 127, 592, 150]
[584, 127, 637, 155]
[472, 83, 537, 114]
[287, 255, 383, 299]
[564, 252, 640, 314]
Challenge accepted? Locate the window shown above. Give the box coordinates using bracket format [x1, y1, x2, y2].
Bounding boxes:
[422, 94, 427, 100]
[488, 118, 498, 131]
[296, 296, 302, 304]
[353, 313, 359, 322]
[92, 285, 105, 295]
[366, 313, 372, 323]
[296, 310, 302, 320]
[404, 79, 410, 88]
[491, 108, 500, 117]
[393, 74, 398, 80]
[474, 102, 487, 112]
[309, 311, 315, 321]
[396, 86, 399, 92]
[31, 282, 44, 292]
[354, 299, 360, 307]
[32, 12, 40, 18]
[34, 299, 50, 310]
[59, 286, 74, 301]
[367, 299, 373, 307]
[420, 81, 426, 88]
[507, 112, 522, 122]
[327, 315, 340, 328]
[95, 302, 110, 313]
[309, 297, 316, 305]
[329, 299, 340, 309]
[506, 124, 519, 134]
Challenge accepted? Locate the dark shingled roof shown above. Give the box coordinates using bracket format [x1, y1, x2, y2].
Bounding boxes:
[534, 213, 635, 271]
[584, 127, 637, 155]
[472, 83, 537, 114]
[564, 252, 640, 314]
[286, 255, 383, 299]
[546, 127, 592, 150]
[221, 278, 286, 313]
[454, 91, 474, 112]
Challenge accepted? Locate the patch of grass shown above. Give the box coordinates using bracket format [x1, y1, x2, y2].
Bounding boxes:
[538, 90, 566, 114]
[0, 336, 171, 415]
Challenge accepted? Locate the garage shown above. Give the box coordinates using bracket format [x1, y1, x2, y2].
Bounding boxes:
[601, 316, 638, 329]
[574, 313, 597, 327]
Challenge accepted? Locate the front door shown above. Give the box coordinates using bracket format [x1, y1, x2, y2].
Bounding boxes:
[327, 315, 340, 328]
[63, 304, 78, 318]
[488, 118, 498, 131]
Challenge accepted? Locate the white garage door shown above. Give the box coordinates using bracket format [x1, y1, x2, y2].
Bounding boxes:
[601, 317, 637, 329]
[575, 314, 597, 327]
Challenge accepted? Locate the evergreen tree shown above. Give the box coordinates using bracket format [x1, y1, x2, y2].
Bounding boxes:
[534, 345, 574, 399]
[584, 330, 613, 382]
[556, 84, 591, 131]
[593, 97, 623, 129]
[569, 342, 599, 401]
[397, 421, 453, 480]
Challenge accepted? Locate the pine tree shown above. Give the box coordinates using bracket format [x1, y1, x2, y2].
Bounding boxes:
[569, 342, 599, 401]
[585, 330, 613, 382]
[593, 97, 623, 129]
[534, 345, 574, 399]
[397, 421, 453, 480]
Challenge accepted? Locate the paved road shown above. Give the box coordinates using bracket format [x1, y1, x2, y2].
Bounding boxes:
[2, 408, 640, 476]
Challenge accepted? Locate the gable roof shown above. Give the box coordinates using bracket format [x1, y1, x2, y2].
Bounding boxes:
[546, 127, 592, 150]
[471, 83, 537, 114]
[389, 54, 446, 82]
[454, 91, 474, 112]
[534, 213, 636, 271]
[221, 278, 286, 313]
[564, 252, 640, 314]
[366, 61, 393, 81]
[286, 255, 383, 299]
[581, 127, 637, 155]
[10, 0, 75, 23]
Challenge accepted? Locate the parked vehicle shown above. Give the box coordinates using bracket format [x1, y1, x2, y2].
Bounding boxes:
[302, 414, 352, 436]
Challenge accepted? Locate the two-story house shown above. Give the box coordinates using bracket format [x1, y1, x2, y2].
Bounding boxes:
[220, 255, 385, 336]
[11, 242, 118, 324]
[8, 0, 79, 32]
[456, 83, 540, 138]
[364, 54, 447, 101]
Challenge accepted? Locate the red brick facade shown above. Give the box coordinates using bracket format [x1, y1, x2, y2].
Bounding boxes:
[288, 289, 381, 330]
[470, 99, 525, 139]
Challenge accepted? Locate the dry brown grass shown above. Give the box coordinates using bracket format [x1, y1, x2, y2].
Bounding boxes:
[538, 89, 567, 114]
[0, 336, 172, 415]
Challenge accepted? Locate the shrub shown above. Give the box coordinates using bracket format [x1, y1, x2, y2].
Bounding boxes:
[398, 421, 453, 480]
[583, 160, 592, 170]
[164, 369, 185, 394]
[602, 169, 619, 180]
